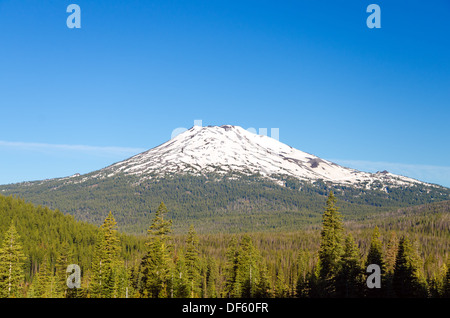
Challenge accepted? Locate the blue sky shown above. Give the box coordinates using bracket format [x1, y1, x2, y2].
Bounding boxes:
[1, 0, 449, 187]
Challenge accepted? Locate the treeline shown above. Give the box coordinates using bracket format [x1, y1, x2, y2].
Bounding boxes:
[0, 193, 448, 298]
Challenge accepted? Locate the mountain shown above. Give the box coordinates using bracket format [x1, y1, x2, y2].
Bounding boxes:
[70, 125, 433, 189]
[1, 125, 449, 234]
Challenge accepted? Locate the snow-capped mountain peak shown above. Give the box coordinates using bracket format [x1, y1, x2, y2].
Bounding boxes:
[93, 125, 431, 189]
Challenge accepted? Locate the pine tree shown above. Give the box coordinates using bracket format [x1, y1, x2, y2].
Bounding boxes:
[393, 236, 428, 298]
[317, 191, 344, 296]
[35, 256, 52, 298]
[140, 202, 173, 298]
[274, 270, 288, 298]
[366, 226, 384, 269]
[147, 202, 173, 239]
[0, 222, 26, 298]
[254, 260, 271, 298]
[384, 231, 398, 275]
[185, 225, 201, 298]
[205, 257, 218, 298]
[90, 211, 122, 298]
[336, 234, 364, 297]
[173, 250, 190, 298]
[113, 263, 128, 298]
[365, 226, 384, 297]
[55, 242, 71, 298]
[383, 231, 398, 297]
[429, 262, 447, 298]
[224, 236, 239, 297]
[235, 235, 260, 298]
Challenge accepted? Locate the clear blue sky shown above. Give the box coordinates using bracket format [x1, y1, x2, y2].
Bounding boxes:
[1, 0, 449, 187]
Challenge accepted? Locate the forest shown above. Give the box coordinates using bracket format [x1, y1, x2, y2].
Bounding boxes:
[2, 172, 449, 234]
[0, 192, 448, 298]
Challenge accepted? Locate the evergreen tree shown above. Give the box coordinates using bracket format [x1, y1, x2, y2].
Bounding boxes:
[365, 226, 384, 297]
[34, 256, 52, 298]
[223, 235, 268, 298]
[185, 225, 201, 297]
[383, 231, 398, 297]
[74, 268, 90, 298]
[254, 260, 272, 298]
[336, 234, 364, 297]
[90, 211, 122, 298]
[365, 226, 384, 269]
[147, 202, 173, 239]
[393, 236, 428, 297]
[384, 231, 398, 274]
[317, 191, 344, 296]
[140, 202, 173, 298]
[235, 235, 259, 298]
[274, 270, 288, 298]
[113, 263, 128, 298]
[204, 257, 218, 298]
[296, 249, 310, 297]
[172, 250, 190, 298]
[55, 242, 71, 298]
[0, 222, 26, 298]
[224, 236, 239, 297]
[429, 263, 447, 298]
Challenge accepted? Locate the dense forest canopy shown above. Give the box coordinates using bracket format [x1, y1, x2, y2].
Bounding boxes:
[0, 193, 448, 298]
[1, 173, 449, 234]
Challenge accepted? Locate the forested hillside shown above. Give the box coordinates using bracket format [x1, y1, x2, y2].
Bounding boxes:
[0, 195, 144, 289]
[0, 193, 448, 298]
[1, 173, 449, 234]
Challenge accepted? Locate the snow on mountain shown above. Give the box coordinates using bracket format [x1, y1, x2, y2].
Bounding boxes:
[86, 125, 432, 189]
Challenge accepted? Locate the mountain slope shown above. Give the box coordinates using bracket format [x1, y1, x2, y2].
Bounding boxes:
[79, 125, 434, 190]
[1, 125, 449, 234]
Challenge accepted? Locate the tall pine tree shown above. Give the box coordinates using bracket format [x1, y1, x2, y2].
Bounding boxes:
[204, 257, 218, 298]
[90, 211, 122, 298]
[55, 242, 72, 298]
[224, 236, 240, 297]
[383, 231, 398, 297]
[336, 234, 364, 297]
[185, 225, 201, 298]
[140, 202, 173, 298]
[365, 226, 384, 297]
[34, 256, 53, 298]
[317, 191, 344, 297]
[235, 235, 259, 298]
[393, 236, 428, 298]
[0, 222, 26, 298]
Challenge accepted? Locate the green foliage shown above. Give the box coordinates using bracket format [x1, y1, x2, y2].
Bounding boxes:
[0, 192, 449, 298]
[335, 234, 364, 297]
[1, 172, 448, 234]
[204, 257, 218, 298]
[0, 222, 26, 298]
[139, 202, 174, 298]
[393, 236, 428, 297]
[223, 235, 272, 298]
[317, 191, 344, 296]
[90, 211, 122, 298]
[365, 226, 385, 297]
[185, 225, 201, 297]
